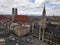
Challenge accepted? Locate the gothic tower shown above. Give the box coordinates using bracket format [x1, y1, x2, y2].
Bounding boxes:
[41, 5, 46, 41]
[40, 5, 46, 29]
[42, 5, 46, 17]
[39, 5, 46, 41]
[12, 8, 17, 21]
[41, 5, 46, 28]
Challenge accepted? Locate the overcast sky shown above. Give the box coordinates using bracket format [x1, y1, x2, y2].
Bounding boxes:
[0, 0, 60, 16]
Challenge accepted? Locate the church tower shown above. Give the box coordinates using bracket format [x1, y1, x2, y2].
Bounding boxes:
[40, 5, 46, 29]
[39, 5, 46, 41]
[12, 8, 17, 21]
[42, 5, 46, 17]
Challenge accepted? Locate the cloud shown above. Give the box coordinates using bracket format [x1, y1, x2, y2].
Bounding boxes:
[46, 0, 60, 4]
[45, 0, 60, 16]
[0, 0, 45, 15]
[29, 0, 35, 3]
[1, 0, 60, 16]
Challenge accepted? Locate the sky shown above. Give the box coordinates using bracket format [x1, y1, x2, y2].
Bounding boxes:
[0, 0, 60, 16]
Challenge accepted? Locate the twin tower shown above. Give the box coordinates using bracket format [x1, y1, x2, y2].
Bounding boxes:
[12, 8, 17, 21]
[12, 6, 46, 21]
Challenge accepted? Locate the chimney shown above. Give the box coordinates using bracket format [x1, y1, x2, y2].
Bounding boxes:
[12, 8, 17, 21]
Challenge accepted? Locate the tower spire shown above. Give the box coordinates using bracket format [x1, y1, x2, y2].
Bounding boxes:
[42, 5, 46, 16]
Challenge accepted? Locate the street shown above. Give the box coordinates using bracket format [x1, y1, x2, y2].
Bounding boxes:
[4, 34, 49, 45]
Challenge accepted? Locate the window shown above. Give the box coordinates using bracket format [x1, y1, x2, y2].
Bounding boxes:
[33, 23, 40, 30]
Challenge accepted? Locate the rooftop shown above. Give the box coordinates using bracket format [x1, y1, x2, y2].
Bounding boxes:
[14, 15, 29, 21]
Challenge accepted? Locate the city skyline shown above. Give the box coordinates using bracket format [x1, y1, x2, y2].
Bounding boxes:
[0, 0, 60, 16]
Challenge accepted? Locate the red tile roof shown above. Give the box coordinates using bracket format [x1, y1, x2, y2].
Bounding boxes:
[31, 18, 40, 23]
[0, 15, 8, 23]
[14, 15, 29, 21]
[48, 16, 60, 22]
